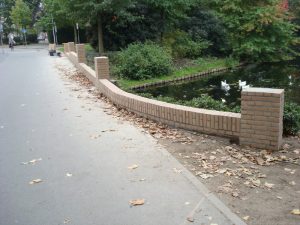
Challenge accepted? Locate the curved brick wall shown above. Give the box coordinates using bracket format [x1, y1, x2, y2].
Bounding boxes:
[61, 42, 284, 150]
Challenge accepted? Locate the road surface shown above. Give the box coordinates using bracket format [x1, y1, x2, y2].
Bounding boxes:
[0, 46, 245, 225]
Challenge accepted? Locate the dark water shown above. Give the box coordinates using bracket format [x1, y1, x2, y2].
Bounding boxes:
[137, 58, 300, 108]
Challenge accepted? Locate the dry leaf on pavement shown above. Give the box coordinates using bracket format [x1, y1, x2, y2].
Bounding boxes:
[264, 182, 275, 189]
[199, 174, 214, 179]
[173, 168, 182, 173]
[128, 164, 139, 170]
[22, 158, 42, 165]
[243, 216, 250, 221]
[129, 199, 145, 206]
[63, 218, 71, 224]
[291, 209, 300, 215]
[29, 179, 43, 185]
[186, 216, 194, 222]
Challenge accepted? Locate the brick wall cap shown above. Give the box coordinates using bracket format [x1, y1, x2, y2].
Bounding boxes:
[243, 88, 284, 94]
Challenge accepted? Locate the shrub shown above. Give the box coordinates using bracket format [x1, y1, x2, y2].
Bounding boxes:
[184, 94, 230, 111]
[283, 102, 300, 136]
[115, 42, 173, 80]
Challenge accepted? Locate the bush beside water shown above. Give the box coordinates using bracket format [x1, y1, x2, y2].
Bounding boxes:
[115, 42, 173, 80]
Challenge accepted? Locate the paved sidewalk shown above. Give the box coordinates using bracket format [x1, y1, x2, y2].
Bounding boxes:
[0, 48, 246, 225]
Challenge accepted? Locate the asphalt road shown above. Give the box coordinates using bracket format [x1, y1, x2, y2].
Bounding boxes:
[0, 47, 245, 225]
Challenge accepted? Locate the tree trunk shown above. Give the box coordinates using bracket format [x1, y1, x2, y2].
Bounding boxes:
[97, 15, 104, 54]
[74, 25, 78, 44]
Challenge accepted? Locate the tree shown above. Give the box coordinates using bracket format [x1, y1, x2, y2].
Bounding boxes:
[60, 0, 134, 53]
[10, 0, 32, 29]
[0, 0, 15, 32]
[211, 0, 299, 62]
[289, 0, 300, 24]
[142, 0, 194, 42]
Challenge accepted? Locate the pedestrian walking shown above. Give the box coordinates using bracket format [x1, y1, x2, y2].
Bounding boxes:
[8, 33, 15, 51]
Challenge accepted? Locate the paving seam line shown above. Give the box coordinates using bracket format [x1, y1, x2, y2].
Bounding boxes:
[180, 196, 206, 225]
[156, 145, 248, 225]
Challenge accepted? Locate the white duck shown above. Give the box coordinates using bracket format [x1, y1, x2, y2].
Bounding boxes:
[221, 80, 230, 91]
[288, 75, 293, 86]
[238, 80, 247, 89]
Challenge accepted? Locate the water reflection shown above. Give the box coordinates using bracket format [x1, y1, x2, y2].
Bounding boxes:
[137, 57, 300, 108]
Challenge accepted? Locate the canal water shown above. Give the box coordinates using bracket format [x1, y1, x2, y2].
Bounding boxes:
[136, 57, 300, 108]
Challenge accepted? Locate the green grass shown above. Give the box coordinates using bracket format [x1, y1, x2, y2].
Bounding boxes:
[85, 44, 94, 52]
[58, 47, 64, 52]
[57, 43, 93, 53]
[117, 57, 239, 90]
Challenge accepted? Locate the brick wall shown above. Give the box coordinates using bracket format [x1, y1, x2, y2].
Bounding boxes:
[62, 44, 285, 150]
[240, 88, 284, 150]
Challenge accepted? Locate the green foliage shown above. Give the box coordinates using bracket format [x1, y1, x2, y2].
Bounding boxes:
[115, 42, 173, 80]
[180, 9, 231, 56]
[184, 94, 230, 111]
[163, 31, 211, 59]
[10, 0, 32, 29]
[283, 102, 300, 135]
[211, 0, 300, 62]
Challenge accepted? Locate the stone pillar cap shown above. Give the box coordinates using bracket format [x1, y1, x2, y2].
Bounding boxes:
[95, 56, 108, 59]
[242, 88, 284, 94]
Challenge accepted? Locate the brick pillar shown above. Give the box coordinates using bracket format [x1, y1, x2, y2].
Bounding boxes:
[76, 44, 86, 63]
[68, 42, 76, 52]
[240, 88, 284, 150]
[95, 57, 110, 79]
[63, 43, 69, 53]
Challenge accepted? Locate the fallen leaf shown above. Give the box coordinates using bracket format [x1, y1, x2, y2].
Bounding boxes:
[186, 216, 194, 223]
[283, 144, 291, 150]
[264, 182, 275, 189]
[217, 168, 228, 174]
[289, 181, 296, 186]
[173, 168, 182, 173]
[232, 192, 239, 198]
[253, 179, 261, 187]
[291, 209, 300, 215]
[243, 216, 250, 221]
[255, 157, 265, 166]
[22, 158, 42, 165]
[129, 199, 145, 206]
[29, 179, 43, 185]
[199, 174, 214, 179]
[128, 164, 139, 170]
[63, 218, 71, 224]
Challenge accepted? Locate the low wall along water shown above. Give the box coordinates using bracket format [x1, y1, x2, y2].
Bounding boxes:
[61, 42, 284, 150]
